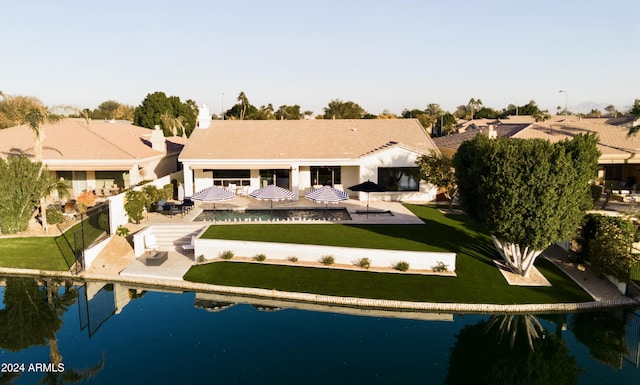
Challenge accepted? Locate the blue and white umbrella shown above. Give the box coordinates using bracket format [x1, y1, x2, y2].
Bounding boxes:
[305, 185, 349, 208]
[249, 184, 294, 208]
[192, 186, 236, 209]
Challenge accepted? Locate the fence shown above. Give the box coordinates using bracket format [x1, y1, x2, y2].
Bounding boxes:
[55, 202, 111, 274]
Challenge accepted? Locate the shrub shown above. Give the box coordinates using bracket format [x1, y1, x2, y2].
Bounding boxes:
[124, 190, 146, 224]
[254, 254, 266, 261]
[394, 261, 410, 272]
[115, 226, 130, 237]
[76, 190, 97, 212]
[287, 256, 298, 263]
[590, 184, 604, 204]
[220, 250, 234, 260]
[587, 215, 638, 280]
[196, 255, 206, 263]
[141, 185, 160, 211]
[432, 261, 448, 272]
[320, 255, 335, 265]
[162, 184, 174, 201]
[46, 208, 64, 225]
[356, 257, 371, 269]
[97, 212, 109, 231]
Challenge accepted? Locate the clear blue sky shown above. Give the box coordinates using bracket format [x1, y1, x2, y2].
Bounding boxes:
[2, 0, 638, 116]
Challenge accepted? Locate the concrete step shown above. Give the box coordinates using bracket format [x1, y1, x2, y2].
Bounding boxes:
[149, 224, 206, 249]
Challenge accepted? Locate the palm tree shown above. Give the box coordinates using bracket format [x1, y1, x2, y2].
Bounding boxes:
[159, 112, 186, 137]
[24, 104, 63, 232]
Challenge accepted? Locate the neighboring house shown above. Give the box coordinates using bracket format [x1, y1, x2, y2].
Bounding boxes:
[0, 118, 186, 199]
[434, 119, 640, 189]
[179, 117, 440, 202]
[434, 124, 529, 157]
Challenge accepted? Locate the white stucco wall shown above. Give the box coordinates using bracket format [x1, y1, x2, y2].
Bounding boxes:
[195, 238, 456, 272]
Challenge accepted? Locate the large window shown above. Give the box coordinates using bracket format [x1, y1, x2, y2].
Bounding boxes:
[311, 167, 341, 186]
[378, 167, 419, 191]
[260, 169, 290, 189]
[207, 169, 251, 187]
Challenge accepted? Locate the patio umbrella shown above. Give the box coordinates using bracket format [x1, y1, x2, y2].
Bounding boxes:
[347, 180, 386, 217]
[305, 185, 349, 209]
[191, 186, 236, 209]
[249, 184, 294, 209]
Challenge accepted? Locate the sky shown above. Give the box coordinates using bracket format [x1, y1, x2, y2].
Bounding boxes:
[2, 0, 639, 116]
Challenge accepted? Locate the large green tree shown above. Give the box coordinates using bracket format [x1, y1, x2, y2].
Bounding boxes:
[322, 99, 366, 119]
[416, 153, 457, 209]
[88, 100, 134, 121]
[224, 91, 259, 120]
[0, 156, 68, 234]
[133, 91, 197, 137]
[0, 93, 44, 129]
[275, 104, 302, 120]
[454, 133, 600, 276]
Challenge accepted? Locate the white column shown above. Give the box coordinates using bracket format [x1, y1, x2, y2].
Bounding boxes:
[291, 164, 300, 201]
[183, 163, 194, 197]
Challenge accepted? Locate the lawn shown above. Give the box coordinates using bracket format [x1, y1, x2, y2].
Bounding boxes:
[0, 237, 71, 271]
[185, 205, 593, 304]
[0, 216, 106, 272]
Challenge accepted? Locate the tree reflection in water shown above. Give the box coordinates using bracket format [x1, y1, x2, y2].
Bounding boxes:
[445, 314, 580, 385]
[0, 277, 104, 384]
[570, 310, 628, 368]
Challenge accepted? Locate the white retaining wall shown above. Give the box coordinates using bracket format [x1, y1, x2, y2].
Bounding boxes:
[84, 236, 112, 269]
[195, 238, 456, 272]
[132, 227, 154, 257]
[108, 193, 128, 234]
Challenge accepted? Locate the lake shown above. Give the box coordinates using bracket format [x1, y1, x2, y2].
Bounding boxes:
[1, 276, 639, 384]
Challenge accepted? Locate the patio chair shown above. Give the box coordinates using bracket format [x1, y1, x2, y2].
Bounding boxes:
[181, 198, 194, 213]
[144, 234, 159, 251]
[181, 236, 196, 252]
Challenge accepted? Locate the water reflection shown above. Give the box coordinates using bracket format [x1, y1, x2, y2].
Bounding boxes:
[445, 314, 580, 385]
[0, 277, 104, 384]
[1, 276, 639, 384]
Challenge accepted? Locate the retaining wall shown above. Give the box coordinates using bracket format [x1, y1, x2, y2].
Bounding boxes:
[195, 238, 456, 272]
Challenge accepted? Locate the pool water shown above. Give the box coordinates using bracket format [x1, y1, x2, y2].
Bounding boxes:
[1, 277, 640, 384]
[193, 208, 352, 222]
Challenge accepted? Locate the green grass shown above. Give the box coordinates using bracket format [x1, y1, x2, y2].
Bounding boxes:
[185, 205, 593, 304]
[0, 237, 71, 271]
[0, 216, 107, 272]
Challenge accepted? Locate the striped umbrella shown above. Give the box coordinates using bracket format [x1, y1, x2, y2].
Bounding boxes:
[305, 185, 349, 208]
[249, 184, 294, 209]
[191, 186, 236, 209]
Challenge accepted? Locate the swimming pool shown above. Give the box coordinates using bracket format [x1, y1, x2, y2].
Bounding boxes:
[193, 208, 352, 222]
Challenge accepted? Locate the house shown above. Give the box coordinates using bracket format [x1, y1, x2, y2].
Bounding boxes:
[0, 118, 186, 199]
[179, 115, 440, 202]
[434, 119, 640, 189]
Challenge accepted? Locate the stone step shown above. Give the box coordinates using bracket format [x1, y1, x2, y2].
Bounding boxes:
[149, 224, 205, 248]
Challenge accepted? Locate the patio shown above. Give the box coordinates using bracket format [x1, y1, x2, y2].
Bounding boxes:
[142, 196, 426, 226]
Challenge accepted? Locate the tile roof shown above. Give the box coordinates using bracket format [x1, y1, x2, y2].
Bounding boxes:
[433, 124, 529, 150]
[179, 119, 438, 161]
[0, 118, 186, 163]
[512, 121, 640, 160]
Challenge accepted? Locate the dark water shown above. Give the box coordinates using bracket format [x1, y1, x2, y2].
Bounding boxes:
[193, 208, 352, 222]
[1, 277, 640, 385]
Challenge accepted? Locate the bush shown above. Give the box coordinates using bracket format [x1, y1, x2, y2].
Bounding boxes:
[394, 261, 410, 272]
[46, 208, 64, 225]
[124, 190, 146, 224]
[590, 184, 604, 204]
[287, 256, 298, 263]
[141, 185, 161, 211]
[587, 215, 638, 280]
[220, 250, 234, 260]
[432, 261, 449, 272]
[116, 226, 130, 237]
[254, 254, 266, 261]
[356, 257, 371, 269]
[320, 255, 335, 265]
[196, 255, 205, 263]
[162, 184, 174, 201]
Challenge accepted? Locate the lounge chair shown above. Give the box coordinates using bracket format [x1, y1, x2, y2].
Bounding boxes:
[181, 236, 196, 252]
[145, 234, 159, 251]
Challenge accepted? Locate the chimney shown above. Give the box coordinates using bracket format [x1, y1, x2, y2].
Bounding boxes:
[197, 103, 212, 129]
[487, 124, 497, 139]
[151, 125, 165, 151]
